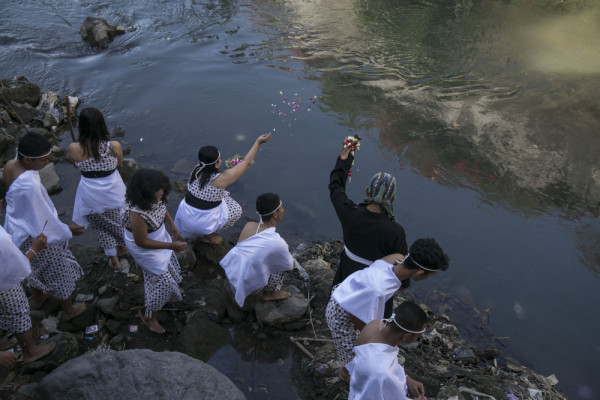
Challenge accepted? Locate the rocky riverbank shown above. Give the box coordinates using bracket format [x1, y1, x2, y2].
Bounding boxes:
[0, 78, 568, 399]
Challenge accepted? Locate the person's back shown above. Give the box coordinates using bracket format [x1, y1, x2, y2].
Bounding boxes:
[347, 301, 429, 400]
[220, 193, 293, 305]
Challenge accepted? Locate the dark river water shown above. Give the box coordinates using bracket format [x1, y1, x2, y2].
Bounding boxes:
[2, 0, 600, 398]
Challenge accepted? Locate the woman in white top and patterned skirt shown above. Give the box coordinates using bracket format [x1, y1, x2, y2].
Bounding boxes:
[69, 107, 127, 270]
[174, 132, 271, 244]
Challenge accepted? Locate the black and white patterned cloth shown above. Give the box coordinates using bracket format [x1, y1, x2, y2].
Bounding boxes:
[20, 238, 83, 301]
[0, 283, 32, 334]
[74, 141, 125, 256]
[188, 174, 242, 232]
[142, 253, 182, 317]
[123, 201, 167, 231]
[74, 141, 118, 171]
[326, 284, 360, 365]
[252, 271, 285, 295]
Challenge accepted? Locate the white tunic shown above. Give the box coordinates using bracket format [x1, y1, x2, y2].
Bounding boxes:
[124, 224, 174, 275]
[4, 170, 72, 247]
[346, 343, 408, 400]
[219, 227, 293, 306]
[174, 198, 230, 238]
[72, 170, 126, 226]
[332, 259, 401, 324]
[0, 226, 31, 291]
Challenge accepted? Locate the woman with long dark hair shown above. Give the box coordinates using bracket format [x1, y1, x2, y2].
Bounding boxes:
[69, 107, 127, 270]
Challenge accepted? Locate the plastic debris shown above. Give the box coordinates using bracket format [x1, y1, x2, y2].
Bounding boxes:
[85, 325, 98, 335]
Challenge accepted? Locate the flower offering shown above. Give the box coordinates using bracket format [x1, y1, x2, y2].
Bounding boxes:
[225, 154, 245, 168]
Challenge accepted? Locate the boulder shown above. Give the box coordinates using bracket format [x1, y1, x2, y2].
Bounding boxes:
[176, 311, 230, 361]
[110, 126, 125, 138]
[80, 17, 125, 49]
[39, 162, 61, 194]
[0, 79, 40, 106]
[9, 102, 38, 124]
[254, 285, 309, 328]
[176, 245, 197, 272]
[35, 349, 246, 400]
[117, 157, 141, 184]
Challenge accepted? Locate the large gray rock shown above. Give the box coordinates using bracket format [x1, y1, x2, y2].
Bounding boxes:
[254, 285, 309, 328]
[80, 17, 125, 49]
[0, 79, 40, 106]
[35, 349, 246, 400]
[117, 157, 141, 184]
[39, 162, 61, 194]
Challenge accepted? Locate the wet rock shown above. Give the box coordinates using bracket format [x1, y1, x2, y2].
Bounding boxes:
[0, 78, 40, 106]
[39, 162, 61, 194]
[28, 127, 57, 143]
[49, 145, 66, 164]
[171, 158, 195, 175]
[104, 319, 120, 335]
[110, 126, 125, 138]
[42, 112, 59, 129]
[96, 295, 129, 320]
[436, 385, 466, 400]
[183, 285, 230, 320]
[193, 240, 233, 269]
[254, 286, 309, 328]
[22, 332, 79, 374]
[451, 345, 478, 364]
[107, 333, 131, 349]
[35, 349, 246, 400]
[225, 302, 246, 323]
[177, 311, 230, 361]
[177, 245, 197, 272]
[9, 102, 38, 124]
[80, 17, 125, 49]
[0, 131, 13, 155]
[57, 304, 96, 332]
[117, 157, 141, 184]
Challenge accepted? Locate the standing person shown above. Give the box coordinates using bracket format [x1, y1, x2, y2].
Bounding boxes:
[69, 107, 127, 271]
[220, 193, 293, 306]
[3, 133, 86, 320]
[326, 239, 449, 383]
[174, 132, 271, 245]
[0, 179, 55, 368]
[329, 137, 408, 318]
[122, 169, 187, 334]
[346, 301, 429, 400]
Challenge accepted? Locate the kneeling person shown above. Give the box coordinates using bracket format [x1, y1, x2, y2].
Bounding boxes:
[347, 301, 428, 400]
[220, 193, 292, 306]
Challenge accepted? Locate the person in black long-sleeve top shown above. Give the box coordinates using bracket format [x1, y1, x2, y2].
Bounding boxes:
[329, 139, 408, 317]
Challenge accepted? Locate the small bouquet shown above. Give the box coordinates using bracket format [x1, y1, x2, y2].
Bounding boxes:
[343, 134, 362, 182]
[225, 154, 244, 168]
[343, 134, 362, 154]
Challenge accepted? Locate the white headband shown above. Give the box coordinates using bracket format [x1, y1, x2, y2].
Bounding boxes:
[194, 151, 221, 180]
[257, 200, 282, 225]
[384, 312, 426, 334]
[403, 253, 439, 272]
[18, 149, 52, 159]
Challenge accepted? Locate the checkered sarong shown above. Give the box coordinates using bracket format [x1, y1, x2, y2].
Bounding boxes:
[0, 283, 32, 334]
[326, 285, 360, 364]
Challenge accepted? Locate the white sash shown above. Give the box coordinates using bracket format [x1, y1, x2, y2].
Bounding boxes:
[173, 198, 229, 238]
[72, 170, 126, 226]
[124, 224, 173, 275]
[332, 260, 401, 324]
[0, 226, 31, 290]
[347, 343, 408, 400]
[4, 170, 72, 247]
[344, 245, 373, 266]
[220, 227, 293, 306]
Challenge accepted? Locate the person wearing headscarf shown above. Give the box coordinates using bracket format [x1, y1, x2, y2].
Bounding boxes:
[328, 137, 408, 318]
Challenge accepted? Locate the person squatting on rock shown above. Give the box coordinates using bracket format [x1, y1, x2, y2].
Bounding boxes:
[0, 179, 56, 369]
[2, 133, 86, 321]
[122, 169, 187, 334]
[346, 301, 429, 400]
[329, 137, 408, 318]
[69, 107, 128, 271]
[326, 239, 449, 383]
[174, 132, 271, 245]
[220, 193, 293, 306]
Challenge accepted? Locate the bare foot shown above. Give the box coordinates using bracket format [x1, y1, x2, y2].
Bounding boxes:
[0, 351, 17, 369]
[117, 246, 129, 257]
[139, 310, 165, 334]
[338, 367, 350, 384]
[31, 291, 51, 309]
[23, 342, 55, 364]
[200, 234, 223, 245]
[262, 290, 291, 301]
[62, 303, 86, 321]
[108, 256, 122, 271]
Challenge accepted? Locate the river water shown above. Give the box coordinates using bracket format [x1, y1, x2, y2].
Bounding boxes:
[1, 0, 599, 398]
